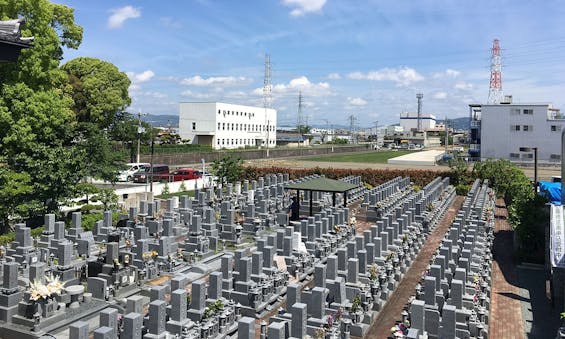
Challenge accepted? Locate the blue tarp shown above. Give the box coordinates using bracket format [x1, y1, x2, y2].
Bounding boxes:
[539, 181, 562, 204]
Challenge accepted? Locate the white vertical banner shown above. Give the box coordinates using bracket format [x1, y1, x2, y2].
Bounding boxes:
[550, 204, 565, 267]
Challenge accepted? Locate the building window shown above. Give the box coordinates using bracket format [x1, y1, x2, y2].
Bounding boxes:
[511, 108, 520, 115]
[551, 154, 561, 161]
[222, 123, 225, 130]
[551, 125, 561, 132]
[523, 109, 533, 115]
[509, 153, 520, 159]
[192, 122, 196, 130]
[523, 125, 533, 131]
[218, 122, 221, 129]
[217, 139, 220, 145]
[511, 125, 520, 131]
[522, 153, 533, 159]
[218, 110, 221, 114]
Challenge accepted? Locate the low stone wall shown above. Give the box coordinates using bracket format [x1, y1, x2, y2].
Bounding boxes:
[140, 145, 371, 166]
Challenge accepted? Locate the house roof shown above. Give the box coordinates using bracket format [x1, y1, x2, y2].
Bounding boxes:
[285, 176, 358, 193]
[0, 19, 33, 62]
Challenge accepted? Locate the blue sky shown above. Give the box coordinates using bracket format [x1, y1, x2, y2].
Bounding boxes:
[57, 0, 565, 127]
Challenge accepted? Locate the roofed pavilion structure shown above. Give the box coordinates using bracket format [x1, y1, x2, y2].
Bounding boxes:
[285, 176, 359, 216]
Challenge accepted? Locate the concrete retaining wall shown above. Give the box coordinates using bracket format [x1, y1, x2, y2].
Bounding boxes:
[140, 145, 371, 166]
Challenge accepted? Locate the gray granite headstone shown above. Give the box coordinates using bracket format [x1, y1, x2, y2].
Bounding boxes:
[99, 308, 118, 338]
[87, 277, 107, 300]
[170, 289, 187, 322]
[148, 300, 166, 334]
[267, 321, 286, 339]
[410, 299, 425, 331]
[69, 320, 89, 339]
[238, 316, 256, 339]
[126, 295, 144, 314]
[123, 312, 143, 339]
[3, 262, 18, 290]
[93, 326, 113, 339]
[190, 280, 206, 310]
[287, 283, 300, 311]
[208, 271, 222, 300]
[291, 302, 307, 338]
[150, 285, 167, 302]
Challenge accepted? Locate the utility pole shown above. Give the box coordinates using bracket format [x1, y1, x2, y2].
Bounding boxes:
[445, 116, 449, 154]
[416, 93, 423, 132]
[263, 53, 272, 157]
[348, 114, 356, 144]
[374, 120, 379, 147]
[137, 110, 142, 163]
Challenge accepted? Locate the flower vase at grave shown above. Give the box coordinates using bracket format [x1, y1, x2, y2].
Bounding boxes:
[38, 298, 57, 318]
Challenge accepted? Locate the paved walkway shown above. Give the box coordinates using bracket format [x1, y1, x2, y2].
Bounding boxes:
[489, 199, 525, 339]
[364, 196, 464, 338]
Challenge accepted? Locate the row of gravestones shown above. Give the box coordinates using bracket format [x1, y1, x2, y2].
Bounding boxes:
[364, 176, 411, 206]
[364, 177, 413, 221]
[60, 175, 446, 339]
[262, 176, 456, 338]
[405, 179, 495, 339]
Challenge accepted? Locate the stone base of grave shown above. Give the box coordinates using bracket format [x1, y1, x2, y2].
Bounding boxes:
[351, 323, 370, 337]
[144, 333, 168, 339]
[166, 319, 193, 335]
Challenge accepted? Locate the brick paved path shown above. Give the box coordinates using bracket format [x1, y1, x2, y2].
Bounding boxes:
[364, 196, 464, 338]
[489, 199, 525, 339]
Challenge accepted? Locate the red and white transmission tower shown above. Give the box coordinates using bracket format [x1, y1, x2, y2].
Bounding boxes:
[488, 39, 503, 104]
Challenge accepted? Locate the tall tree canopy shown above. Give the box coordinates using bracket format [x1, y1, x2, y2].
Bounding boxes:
[0, 0, 131, 232]
[61, 57, 131, 128]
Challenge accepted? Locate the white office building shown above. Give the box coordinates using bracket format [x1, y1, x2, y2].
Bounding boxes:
[399, 112, 437, 131]
[179, 102, 277, 150]
[479, 101, 565, 163]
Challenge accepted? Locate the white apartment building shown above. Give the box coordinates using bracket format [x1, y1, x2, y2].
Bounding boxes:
[399, 112, 437, 131]
[179, 102, 277, 150]
[480, 102, 565, 163]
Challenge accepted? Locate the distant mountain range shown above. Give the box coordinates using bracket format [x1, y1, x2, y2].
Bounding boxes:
[145, 114, 471, 130]
[141, 114, 179, 128]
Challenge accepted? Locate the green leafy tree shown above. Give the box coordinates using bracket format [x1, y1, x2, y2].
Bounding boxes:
[0, 165, 34, 233]
[94, 188, 118, 211]
[61, 57, 131, 128]
[211, 155, 244, 186]
[108, 111, 153, 161]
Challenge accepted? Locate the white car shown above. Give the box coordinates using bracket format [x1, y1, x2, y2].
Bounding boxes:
[118, 162, 150, 182]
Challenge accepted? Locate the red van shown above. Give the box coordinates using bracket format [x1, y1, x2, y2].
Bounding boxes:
[170, 168, 202, 181]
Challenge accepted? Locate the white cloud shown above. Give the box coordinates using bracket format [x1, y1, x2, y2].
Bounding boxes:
[348, 97, 367, 106]
[455, 81, 473, 91]
[272, 76, 331, 96]
[348, 67, 424, 86]
[127, 70, 155, 83]
[282, 0, 327, 16]
[108, 6, 141, 29]
[433, 69, 460, 79]
[327, 73, 341, 80]
[180, 75, 252, 87]
[180, 90, 215, 99]
[433, 91, 447, 99]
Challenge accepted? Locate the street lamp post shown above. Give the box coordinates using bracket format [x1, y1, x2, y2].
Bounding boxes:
[519, 146, 538, 193]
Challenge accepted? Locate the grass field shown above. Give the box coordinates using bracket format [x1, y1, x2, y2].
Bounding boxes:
[303, 150, 417, 163]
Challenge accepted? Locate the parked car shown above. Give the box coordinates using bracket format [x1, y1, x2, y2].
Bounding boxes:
[170, 168, 202, 181]
[132, 164, 170, 183]
[118, 162, 150, 182]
